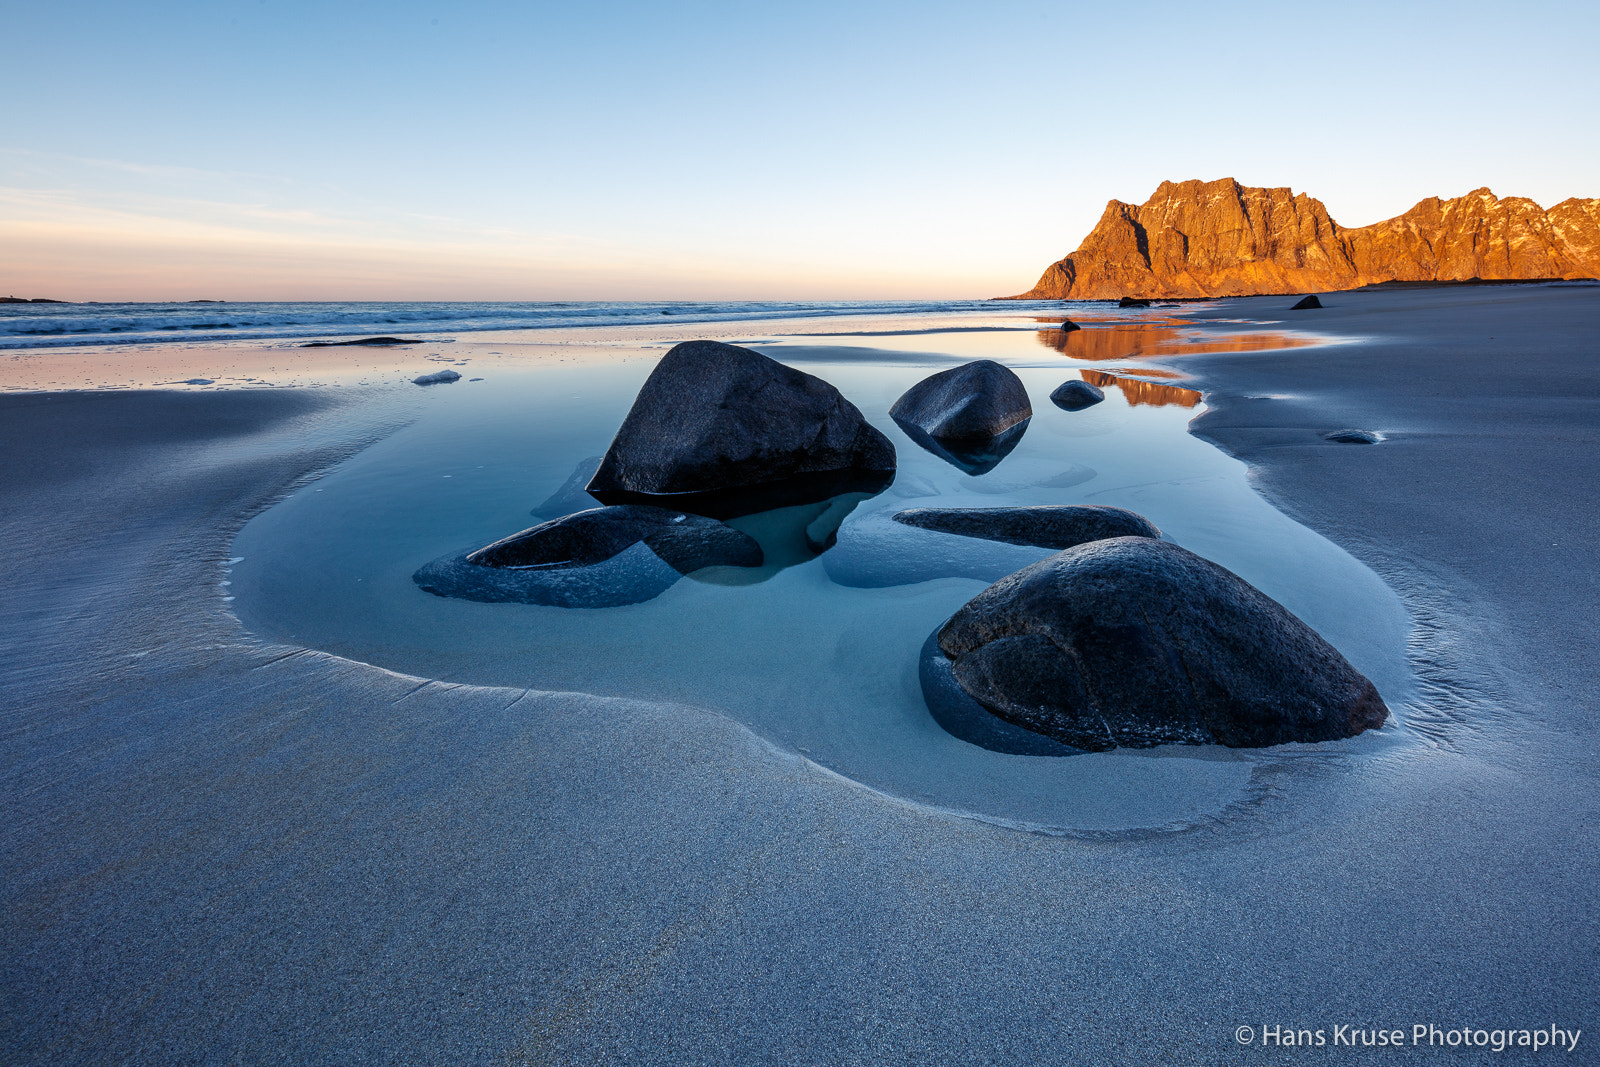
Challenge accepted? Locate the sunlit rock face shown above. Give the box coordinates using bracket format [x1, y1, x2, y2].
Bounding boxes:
[1010, 178, 1600, 299]
[587, 340, 895, 517]
[934, 537, 1389, 751]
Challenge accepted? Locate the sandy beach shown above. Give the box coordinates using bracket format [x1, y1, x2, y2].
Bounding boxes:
[3, 286, 1596, 1063]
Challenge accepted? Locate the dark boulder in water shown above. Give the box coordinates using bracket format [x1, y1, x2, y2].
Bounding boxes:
[935, 537, 1389, 751]
[1118, 297, 1151, 308]
[1325, 428, 1380, 444]
[918, 632, 1084, 756]
[893, 505, 1159, 549]
[586, 340, 895, 518]
[1290, 295, 1324, 310]
[1049, 379, 1105, 411]
[1056, 318, 1081, 332]
[412, 370, 462, 385]
[413, 505, 762, 608]
[890, 360, 1032, 443]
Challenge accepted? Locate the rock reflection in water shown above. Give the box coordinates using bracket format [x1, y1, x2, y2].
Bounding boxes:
[1080, 369, 1201, 408]
[1035, 322, 1315, 361]
[691, 491, 877, 586]
[892, 416, 1029, 476]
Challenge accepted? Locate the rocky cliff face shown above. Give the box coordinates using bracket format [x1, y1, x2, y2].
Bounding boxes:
[1011, 178, 1600, 299]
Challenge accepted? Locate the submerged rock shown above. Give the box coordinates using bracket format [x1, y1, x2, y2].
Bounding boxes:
[823, 509, 1052, 589]
[1290, 294, 1324, 310]
[1325, 428, 1380, 444]
[413, 505, 762, 608]
[1049, 379, 1105, 411]
[533, 455, 605, 518]
[890, 360, 1032, 443]
[893, 505, 1159, 549]
[586, 340, 895, 518]
[935, 537, 1389, 751]
[413, 370, 462, 385]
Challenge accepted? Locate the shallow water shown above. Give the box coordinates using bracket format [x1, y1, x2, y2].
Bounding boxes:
[230, 319, 1421, 832]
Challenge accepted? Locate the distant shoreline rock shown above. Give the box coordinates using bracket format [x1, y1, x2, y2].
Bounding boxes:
[1005, 178, 1600, 299]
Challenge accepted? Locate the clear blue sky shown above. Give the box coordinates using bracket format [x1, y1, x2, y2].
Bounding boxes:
[3, 0, 1596, 300]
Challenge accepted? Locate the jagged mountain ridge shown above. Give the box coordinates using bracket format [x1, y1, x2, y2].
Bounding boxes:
[1009, 178, 1600, 299]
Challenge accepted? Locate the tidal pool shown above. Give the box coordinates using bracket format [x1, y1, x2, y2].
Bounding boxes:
[230, 322, 1420, 833]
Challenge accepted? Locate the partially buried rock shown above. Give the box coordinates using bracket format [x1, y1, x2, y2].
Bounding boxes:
[1325, 428, 1380, 444]
[891, 360, 1031, 442]
[1290, 295, 1324, 310]
[413, 505, 762, 608]
[587, 340, 895, 518]
[894, 505, 1159, 549]
[1050, 379, 1105, 411]
[934, 537, 1388, 751]
[413, 369, 462, 385]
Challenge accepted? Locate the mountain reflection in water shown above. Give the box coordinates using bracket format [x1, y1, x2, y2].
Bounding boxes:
[1079, 369, 1201, 408]
[1035, 321, 1315, 361]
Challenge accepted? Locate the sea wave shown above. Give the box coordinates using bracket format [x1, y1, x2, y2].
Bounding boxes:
[0, 299, 1023, 349]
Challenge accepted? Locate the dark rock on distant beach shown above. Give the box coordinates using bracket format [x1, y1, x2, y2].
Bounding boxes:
[413, 505, 762, 608]
[893, 417, 1028, 476]
[918, 633, 1085, 756]
[587, 340, 896, 518]
[1290, 295, 1324, 310]
[302, 336, 430, 347]
[533, 455, 605, 518]
[936, 537, 1389, 751]
[1325, 428, 1380, 444]
[1049, 379, 1105, 411]
[413, 370, 462, 385]
[1118, 297, 1152, 308]
[893, 505, 1159, 549]
[890, 360, 1032, 443]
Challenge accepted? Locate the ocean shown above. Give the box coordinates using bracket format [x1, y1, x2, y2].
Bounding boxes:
[0, 299, 1021, 349]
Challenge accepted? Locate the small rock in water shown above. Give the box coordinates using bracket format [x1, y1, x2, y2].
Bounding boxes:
[1049, 379, 1105, 411]
[1290, 295, 1324, 310]
[934, 537, 1389, 751]
[890, 360, 1032, 443]
[413, 370, 462, 385]
[1324, 428, 1380, 444]
[893, 505, 1159, 549]
[180, 378, 215, 385]
[587, 339, 895, 517]
[1117, 297, 1152, 308]
[1056, 317, 1081, 332]
[303, 336, 429, 347]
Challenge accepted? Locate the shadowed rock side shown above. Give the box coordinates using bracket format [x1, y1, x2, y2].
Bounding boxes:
[1009, 178, 1600, 298]
[892, 505, 1159, 548]
[414, 505, 762, 608]
[587, 340, 895, 518]
[936, 537, 1389, 751]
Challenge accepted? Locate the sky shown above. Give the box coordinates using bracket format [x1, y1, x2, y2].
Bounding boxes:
[2, 0, 1597, 302]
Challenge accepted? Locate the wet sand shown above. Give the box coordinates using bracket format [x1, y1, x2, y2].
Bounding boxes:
[3, 287, 1597, 1063]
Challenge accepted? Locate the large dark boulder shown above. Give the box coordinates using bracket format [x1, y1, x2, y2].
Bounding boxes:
[894, 505, 1159, 548]
[1117, 297, 1151, 308]
[413, 505, 761, 608]
[934, 537, 1388, 751]
[1049, 379, 1105, 411]
[890, 360, 1032, 444]
[1290, 294, 1324, 310]
[586, 340, 895, 517]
